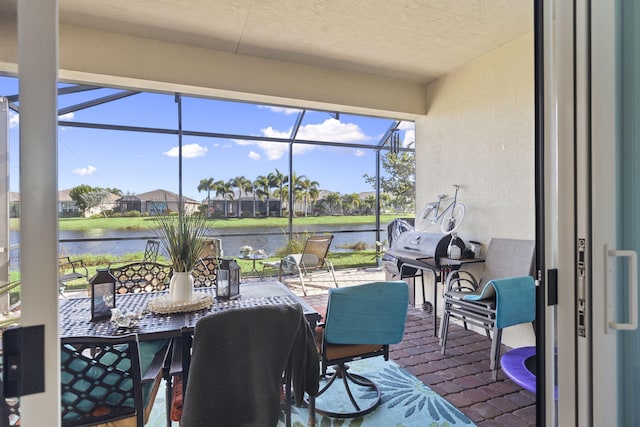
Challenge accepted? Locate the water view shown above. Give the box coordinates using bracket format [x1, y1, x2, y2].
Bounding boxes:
[9, 223, 383, 269]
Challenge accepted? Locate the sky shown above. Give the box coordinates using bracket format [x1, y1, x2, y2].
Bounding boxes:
[0, 75, 415, 201]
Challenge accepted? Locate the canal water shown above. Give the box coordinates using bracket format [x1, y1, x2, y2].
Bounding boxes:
[9, 223, 385, 269]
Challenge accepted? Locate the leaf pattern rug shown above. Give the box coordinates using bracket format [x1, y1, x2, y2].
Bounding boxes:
[284, 357, 475, 427]
[148, 357, 475, 427]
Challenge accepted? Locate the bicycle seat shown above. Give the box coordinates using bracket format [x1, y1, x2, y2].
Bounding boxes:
[436, 193, 447, 200]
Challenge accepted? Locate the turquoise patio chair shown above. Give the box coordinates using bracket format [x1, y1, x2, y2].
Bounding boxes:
[315, 280, 409, 418]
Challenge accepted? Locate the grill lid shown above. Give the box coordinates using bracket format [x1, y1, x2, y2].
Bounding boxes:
[383, 231, 465, 277]
[391, 231, 451, 259]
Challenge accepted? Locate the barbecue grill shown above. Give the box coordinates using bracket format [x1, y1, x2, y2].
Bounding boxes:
[383, 230, 466, 335]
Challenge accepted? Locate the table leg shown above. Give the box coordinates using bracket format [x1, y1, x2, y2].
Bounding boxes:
[433, 272, 438, 336]
[242, 259, 265, 281]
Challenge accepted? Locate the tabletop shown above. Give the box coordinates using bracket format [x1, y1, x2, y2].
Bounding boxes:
[59, 281, 321, 340]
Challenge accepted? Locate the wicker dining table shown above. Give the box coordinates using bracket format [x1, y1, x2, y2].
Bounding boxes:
[59, 281, 322, 340]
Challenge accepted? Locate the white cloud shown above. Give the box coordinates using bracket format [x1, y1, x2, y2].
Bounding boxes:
[163, 143, 208, 158]
[248, 151, 261, 160]
[59, 112, 75, 120]
[398, 121, 415, 147]
[9, 111, 18, 129]
[255, 140, 288, 161]
[73, 165, 96, 176]
[297, 118, 369, 143]
[258, 105, 301, 115]
[403, 129, 415, 147]
[234, 138, 255, 146]
[354, 149, 366, 157]
[249, 118, 371, 161]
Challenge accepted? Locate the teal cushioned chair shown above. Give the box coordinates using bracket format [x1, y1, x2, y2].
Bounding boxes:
[60, 335, 169, 427]
[315, 281, 409, 418]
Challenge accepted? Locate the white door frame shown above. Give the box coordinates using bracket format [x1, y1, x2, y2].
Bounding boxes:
[552, 0, 624, 425]
[17, 1, 61, 425]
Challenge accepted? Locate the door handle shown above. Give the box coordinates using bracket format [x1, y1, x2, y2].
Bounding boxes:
[606, 245, 638, 331]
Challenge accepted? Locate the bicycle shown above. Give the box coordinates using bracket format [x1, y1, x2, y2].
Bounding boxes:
[416, 184, 466, 234]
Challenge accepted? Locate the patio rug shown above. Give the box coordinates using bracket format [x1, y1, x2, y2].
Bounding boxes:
[148, 356, 475, 426]
[283, 357, 475, 427]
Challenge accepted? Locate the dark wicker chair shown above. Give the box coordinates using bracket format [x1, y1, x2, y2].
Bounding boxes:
[108, 261, 172, 294]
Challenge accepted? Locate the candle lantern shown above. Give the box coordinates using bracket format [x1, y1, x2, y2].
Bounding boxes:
[216, 258, 241, 300]
[89, 268, 117, 321]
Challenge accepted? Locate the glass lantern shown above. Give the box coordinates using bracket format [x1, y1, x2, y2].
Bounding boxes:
[89, 268, 116, 320]
[216, 258, 240, 300]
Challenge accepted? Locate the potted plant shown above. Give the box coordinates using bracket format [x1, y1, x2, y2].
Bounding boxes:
[154, 212, 211, 303]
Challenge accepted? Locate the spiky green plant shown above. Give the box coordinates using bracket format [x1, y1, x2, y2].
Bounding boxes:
[153, 213, 211, 272]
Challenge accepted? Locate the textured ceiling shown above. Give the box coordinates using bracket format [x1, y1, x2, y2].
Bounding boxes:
[2, 0, 532, 85]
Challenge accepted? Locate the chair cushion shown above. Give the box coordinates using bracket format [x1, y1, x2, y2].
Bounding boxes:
[461, 281, 496, 301]
[492, 276, 535, 328]
[324, 281, 408, 345]
[325, 343, 385, 361]
[170, 375, 184, 422]
[281, 254, 303, 274]
[139, 339, 169, 407]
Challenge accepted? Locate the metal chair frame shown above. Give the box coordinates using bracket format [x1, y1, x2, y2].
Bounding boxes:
[262, 234, 338, 295]
[439, 238, 535, 380]
[58, 256, 89, 297]
[60, 334, 169, 427]
[314, 281, 408, 418]
[108, 261, 172, 294]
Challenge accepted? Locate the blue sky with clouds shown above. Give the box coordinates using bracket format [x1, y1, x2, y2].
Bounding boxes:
[1, 75, 415, 200]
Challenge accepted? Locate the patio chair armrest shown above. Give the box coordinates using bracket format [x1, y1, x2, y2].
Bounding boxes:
[444, 270, 479, 293]
[58, 257, 89, 282]
[141, 339, 171, 384]
[260, 260, 281, 269]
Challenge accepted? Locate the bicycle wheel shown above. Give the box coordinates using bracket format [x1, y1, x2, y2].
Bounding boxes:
[441, 203, 466, 234]
[416, 203, 438, 231]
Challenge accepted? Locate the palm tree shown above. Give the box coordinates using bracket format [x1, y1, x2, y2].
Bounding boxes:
[230, 176, 252, 218]
[298, 177, 319, 216]
[380, 193, 392, 213]
[363, 195, 376, 215]
[342, 193, 362, 215]
[283, 172, 307, 216]
[268, 168, 286, 216]
[325, 192, 342, 215]
[215, 180, 234, 217]
[308, 187, 320, 215]
[254, 175, 270, 217]
[197, 177, 216, 217]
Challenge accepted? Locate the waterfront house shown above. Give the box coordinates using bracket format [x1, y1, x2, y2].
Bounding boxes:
[117, 189, 200, 215]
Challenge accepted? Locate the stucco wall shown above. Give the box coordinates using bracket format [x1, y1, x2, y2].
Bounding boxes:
[415, 32, 535, 348]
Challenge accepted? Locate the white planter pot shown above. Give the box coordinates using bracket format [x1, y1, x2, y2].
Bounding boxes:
[169, 271, 194, 303]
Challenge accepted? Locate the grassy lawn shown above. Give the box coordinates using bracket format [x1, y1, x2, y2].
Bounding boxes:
[10, 214, 406, 231]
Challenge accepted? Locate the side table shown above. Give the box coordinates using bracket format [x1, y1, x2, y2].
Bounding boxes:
[237, 253, 269, 281]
